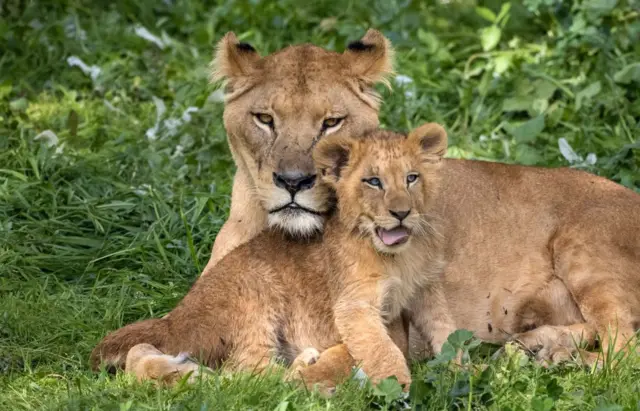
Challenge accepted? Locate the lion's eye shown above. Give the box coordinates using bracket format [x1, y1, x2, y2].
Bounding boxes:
[362, 177, 383, 189]
[322, 117, 344, 130]
[254, 113, 274, 126]
[407, 173, 419, 185]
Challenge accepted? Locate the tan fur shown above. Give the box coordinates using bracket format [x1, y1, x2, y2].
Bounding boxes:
[204, 29, 393, 272]
[203, 31, 640, 364]
[91, 125, 456, 391]
[402, 157, 640, 366]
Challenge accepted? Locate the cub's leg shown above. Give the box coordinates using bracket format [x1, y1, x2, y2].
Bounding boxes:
[288, 317, 409, 394]
[410, 284, 457, 355]
[292, 344, 354, 395]
[334, 283, 412, 389]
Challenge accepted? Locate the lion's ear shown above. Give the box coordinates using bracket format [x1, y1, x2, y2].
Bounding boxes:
[313, 136, 354, 186]
[343, 29, 394, 87]
[210, 32, 261, 83]
[408, 123, 448, 161]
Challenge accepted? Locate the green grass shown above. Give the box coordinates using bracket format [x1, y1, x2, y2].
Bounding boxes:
[1, 0, 639, 409]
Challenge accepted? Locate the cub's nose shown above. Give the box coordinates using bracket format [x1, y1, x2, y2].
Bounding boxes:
[273, 172, 317, 195]
[389, 209, 411, 221]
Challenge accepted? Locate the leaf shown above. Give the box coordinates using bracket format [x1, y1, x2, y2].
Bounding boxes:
[583, 0, 618, 17]
[531, 396, 554, 411]
[373, 376, 404, 402]
[480, 25, 501, 52]
[594, 404, 623, 411]
[546, 378, 564, 400]
[0, 81, 12, 100]
[613, 63, 640, 84]
[476, 7, 496, 23]
[533, 80, 557, 100]
[493, 53, 512, 74]
[417, 29, 440, 53]
[273, 400, 292, 411]
[514, 145, 542, 165]
[575, 81, 601, 111]
[447, 329, 474, 348]
[496, 2, 512, 24]
[409, 378, 434, 405]
[510, 115, 545, 143]
[502, 97, 532, 112]
[9, 97, 28, 112]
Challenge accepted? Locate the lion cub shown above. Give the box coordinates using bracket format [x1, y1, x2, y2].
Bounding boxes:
[91, 123, 456, 391]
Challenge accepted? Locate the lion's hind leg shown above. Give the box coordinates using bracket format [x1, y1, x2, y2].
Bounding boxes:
[126, 343, 208, 384]
[539, 230, 640, 367]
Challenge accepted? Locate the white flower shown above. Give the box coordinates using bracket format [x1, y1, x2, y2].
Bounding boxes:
[67, 56, 101, 81]
[135, 26, 167, 49]
[395, 74, 414, 85]
[34, 130, 59, 147]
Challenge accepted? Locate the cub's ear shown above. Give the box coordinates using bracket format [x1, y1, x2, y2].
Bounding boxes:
[210, 32, 261, 83]
[408, 123, 448, 162]
[313, 136, 355, 186]
[343, 29, 394, 87]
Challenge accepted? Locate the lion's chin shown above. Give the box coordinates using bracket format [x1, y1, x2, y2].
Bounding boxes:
[267, 209, 325, 237]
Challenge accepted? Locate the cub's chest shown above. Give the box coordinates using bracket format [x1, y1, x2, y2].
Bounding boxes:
[378, 259, 428, 322]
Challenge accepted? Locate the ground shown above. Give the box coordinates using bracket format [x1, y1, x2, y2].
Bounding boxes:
[1, 0, 639, 410]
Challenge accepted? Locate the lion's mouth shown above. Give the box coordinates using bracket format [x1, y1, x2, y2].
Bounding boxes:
[270, 203, 323, 216]
[376, 226, 410, 246]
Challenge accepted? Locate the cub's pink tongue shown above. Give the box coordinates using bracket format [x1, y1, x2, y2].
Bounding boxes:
[377, 227, 409, 246]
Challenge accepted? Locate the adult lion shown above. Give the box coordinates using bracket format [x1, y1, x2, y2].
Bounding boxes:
[207, 30, 640, 365]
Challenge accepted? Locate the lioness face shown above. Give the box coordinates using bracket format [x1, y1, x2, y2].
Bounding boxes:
[212, 30, 394, 237]
[314, 123, 448, 254]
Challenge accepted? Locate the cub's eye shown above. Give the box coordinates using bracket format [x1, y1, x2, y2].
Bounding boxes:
[407, 173, 419, 185]
[254, 113, 274, 126]
[322, 117, 344, 130]
[362, 177, 383, 189]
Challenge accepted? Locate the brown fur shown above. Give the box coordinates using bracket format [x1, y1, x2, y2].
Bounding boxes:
[205, 29, 393, 271]
[91, 125, 457, 391]
[403, 158, 640, 365]
[204, 31, 640, 366]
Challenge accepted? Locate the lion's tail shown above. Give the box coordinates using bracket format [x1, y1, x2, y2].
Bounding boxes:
[90, 318, 169, 371]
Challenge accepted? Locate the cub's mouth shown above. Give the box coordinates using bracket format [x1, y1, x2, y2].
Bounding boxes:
[375, 226, 410, 246]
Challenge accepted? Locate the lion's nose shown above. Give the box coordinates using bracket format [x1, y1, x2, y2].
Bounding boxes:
[273, 172, 317, 195]
[389, 209, 411, 221]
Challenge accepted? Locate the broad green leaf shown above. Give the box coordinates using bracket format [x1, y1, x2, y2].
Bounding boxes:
[531, 397, 555, 411]
[533, 79, 557, 100]
[546, 378, 564, 400]
[583, 0, 618, 17]
[447, 329, 474, 347]
[493, 53, 512, 74]
[613, 63, 640, 84]
[575, 81, 601, 111]
[480, 25, 501, 51]
[502, 97, 532, 112]
[476, 7, 496, 22]
[511, 115, 545, 143]
[514, 144, 543, 165]
[373, 376, 404, 401]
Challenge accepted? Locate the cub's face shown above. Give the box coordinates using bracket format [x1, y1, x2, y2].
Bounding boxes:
[314, 123, 448, 254]
[212, 30, 393, 237]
